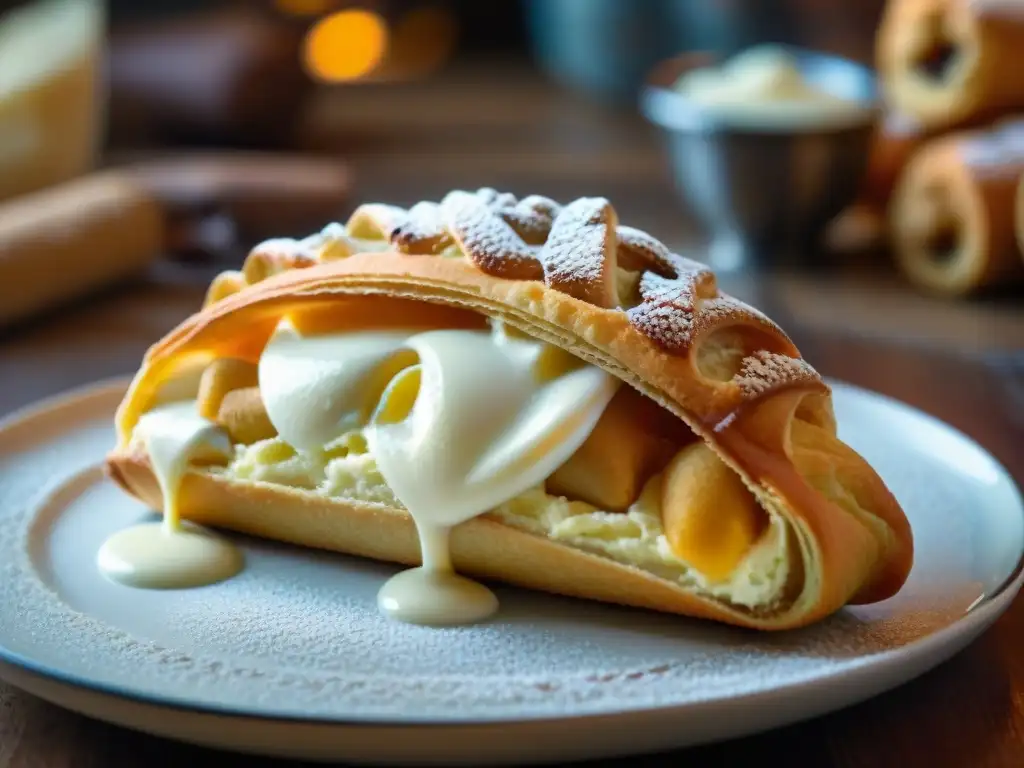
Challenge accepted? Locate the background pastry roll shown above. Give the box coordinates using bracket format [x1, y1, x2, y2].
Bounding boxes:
[889, 119, 1024, 296]
[1015, 171, 1024, 263]
[877, 0, 1024, 131]
[860, 111, 931, 211]
[106, 189, 914, 632]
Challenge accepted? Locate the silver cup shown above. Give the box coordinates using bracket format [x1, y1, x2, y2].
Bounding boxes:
[641, 47, 880, 272]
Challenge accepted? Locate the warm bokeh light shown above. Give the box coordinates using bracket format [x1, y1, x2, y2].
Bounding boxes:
[303, 9, 388, 82]
[275, 0, 336, 17]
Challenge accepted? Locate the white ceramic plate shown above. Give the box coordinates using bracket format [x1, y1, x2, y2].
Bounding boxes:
[0, 378, 1021, 765]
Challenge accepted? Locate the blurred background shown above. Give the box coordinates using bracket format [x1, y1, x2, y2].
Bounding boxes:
[5, 6, 1024, 764]
[0, 0, 1022, 352]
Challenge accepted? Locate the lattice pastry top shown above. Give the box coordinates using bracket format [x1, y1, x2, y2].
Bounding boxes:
[203, 188, 824, 410]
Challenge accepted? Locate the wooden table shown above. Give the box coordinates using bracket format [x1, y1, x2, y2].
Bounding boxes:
[1, 60, 1023, 767]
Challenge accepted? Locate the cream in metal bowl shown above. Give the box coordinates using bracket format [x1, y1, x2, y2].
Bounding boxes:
[642, 45, 880, 271]
[670, 45, 876, 130]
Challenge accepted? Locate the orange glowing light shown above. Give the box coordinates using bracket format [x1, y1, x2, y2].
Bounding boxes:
[303, 9, 389, 82]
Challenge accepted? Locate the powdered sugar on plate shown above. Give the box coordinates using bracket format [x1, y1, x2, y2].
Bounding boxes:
[0, 380, 1021, 727]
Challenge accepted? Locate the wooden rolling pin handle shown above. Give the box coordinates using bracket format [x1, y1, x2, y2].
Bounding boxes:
[0, 171, 165, 329]
[0, 155, 352, 327]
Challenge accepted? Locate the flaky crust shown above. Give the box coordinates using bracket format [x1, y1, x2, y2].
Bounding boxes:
[878, 0, 1024, 131]
[106, 450, 805, 629]
[890, 121, 1024, 295]
[108, 190, 913, 631]
[1014, 161, 1024, 262]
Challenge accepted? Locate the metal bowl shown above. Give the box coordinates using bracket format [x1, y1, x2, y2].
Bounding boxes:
[640, 47, 880, 272]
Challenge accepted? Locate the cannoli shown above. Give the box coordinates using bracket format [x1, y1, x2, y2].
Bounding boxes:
[860, 111, 930, 210]
[1015, 168, 1024, 262]
[103, 188, 914, 631]
[890, 119, 1024, 295]
[877, 0, 1024, 131]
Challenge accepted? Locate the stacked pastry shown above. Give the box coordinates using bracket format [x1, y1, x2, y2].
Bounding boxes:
[107, 188, 914, 631]
[865, 0, 1024, 296]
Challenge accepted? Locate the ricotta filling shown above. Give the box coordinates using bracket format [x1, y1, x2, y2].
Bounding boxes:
[207, 434, 792, 610]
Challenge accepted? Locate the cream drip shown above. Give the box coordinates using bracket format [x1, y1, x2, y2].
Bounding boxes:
[258, 318, 620, 625]
[98, 402, 244, 589]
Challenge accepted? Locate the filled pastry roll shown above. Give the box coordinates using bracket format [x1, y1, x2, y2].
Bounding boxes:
[877, 0, 1024, 131]
[105, 189, 914, 631]
[1015, 171, 1024, 262]
[890, 120, 1024, 296]
[860, 111, 930, 210]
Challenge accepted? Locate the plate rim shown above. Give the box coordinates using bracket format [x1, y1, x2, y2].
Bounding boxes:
[0, 376, 1022, 729]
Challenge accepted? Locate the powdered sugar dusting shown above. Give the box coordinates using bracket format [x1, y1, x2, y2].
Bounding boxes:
[668, 254, 718, 290]
[627, 303, 696, 352]
[498, 194, 561, 244]
[539, 197, 617, 308]
[390, 201, 450, 254]
[689, 295, 787, 344]
[441, 191, 545, 280]
[347, 204, 409, 240]
[626, 272, 700, 351]
[616, 226, 677, 277]
[734, 351, 824, 399]
[474, 187, 519, 210]
[516, 194, 561, 220]
[636, 270, 700, 307]
[212, 188, 820, 405]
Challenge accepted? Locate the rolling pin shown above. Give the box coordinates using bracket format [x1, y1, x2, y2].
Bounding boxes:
[0, 155, 351, 329]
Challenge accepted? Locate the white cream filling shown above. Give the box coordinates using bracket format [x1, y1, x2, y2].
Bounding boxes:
[127, 320, 793, 613]
[211, 435, 791, 610]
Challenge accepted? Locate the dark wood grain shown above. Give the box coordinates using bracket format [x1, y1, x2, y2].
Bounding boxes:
[2, 60, 1024, 768]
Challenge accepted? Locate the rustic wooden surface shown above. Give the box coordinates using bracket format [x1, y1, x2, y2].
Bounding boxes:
[1, 60, 1023, 768]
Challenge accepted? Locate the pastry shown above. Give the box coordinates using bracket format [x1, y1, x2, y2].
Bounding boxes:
[877, 0, 1024, 131]
[1015, 168, 1024, 262]
[104, 188, 914, 631]
[860, 111, 930, 211]
[890, 119, 1024, 296]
